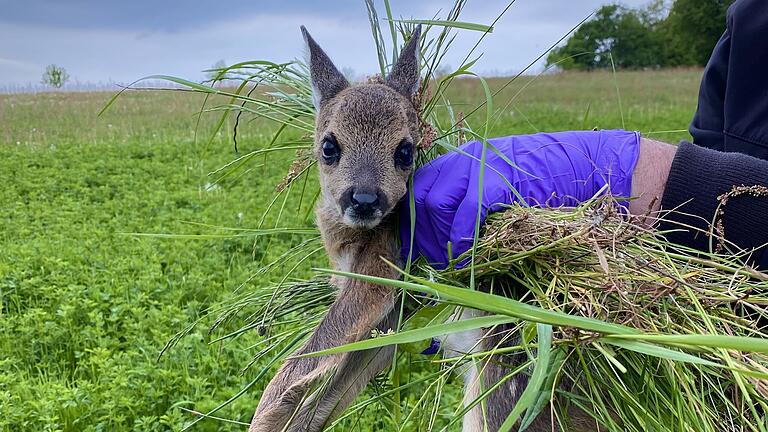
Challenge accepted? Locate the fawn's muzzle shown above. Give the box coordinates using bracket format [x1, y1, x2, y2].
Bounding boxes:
[340, 186, 389, 226]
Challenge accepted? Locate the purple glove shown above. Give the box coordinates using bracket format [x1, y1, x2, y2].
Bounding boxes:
[400, 129, 641, 268]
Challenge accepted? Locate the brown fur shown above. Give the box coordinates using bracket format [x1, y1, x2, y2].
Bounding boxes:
[248, 26, 421, 432]
[476, 323, 600, 432]
[249, 26, 598, 432]
[315, 84, 418, 229]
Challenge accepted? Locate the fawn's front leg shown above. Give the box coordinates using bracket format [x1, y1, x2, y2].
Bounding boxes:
[249, 276, 397, 432]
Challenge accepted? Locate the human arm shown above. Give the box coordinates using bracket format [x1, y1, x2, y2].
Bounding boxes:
[624, 138, 768, 268]
[400, 133, 768, 269]
[627, 137, 675, 223]
[657, 141, 768, 268]
[399, 129, 640, 268]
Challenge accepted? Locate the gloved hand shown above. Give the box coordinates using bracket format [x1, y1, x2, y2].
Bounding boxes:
[399, 129, 640, 268]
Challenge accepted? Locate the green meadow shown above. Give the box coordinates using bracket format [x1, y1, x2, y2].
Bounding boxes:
[0, 69, 701, 431]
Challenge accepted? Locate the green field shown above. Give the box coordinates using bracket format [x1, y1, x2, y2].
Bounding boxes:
[0, 69, 702, 431]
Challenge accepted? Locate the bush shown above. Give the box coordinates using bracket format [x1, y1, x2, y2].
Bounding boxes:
[41, 64, 70, 89]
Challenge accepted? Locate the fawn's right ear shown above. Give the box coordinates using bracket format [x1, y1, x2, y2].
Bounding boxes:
[302, 26, 350, 112]
[386, 25, 421, 100]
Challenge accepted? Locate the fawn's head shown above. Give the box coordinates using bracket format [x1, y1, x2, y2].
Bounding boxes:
[302, 25, 421, 229]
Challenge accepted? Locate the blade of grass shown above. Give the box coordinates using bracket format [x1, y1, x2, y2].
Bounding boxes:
[295, 314, 517, 358]
[499, 324, 552, 432]
[391, 19, 493, 33]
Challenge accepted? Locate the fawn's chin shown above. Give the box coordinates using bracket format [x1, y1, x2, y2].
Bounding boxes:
[342, 210, 384, 229]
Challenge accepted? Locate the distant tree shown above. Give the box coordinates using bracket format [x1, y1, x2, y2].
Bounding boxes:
[546, 0, 732, 70]
[41, 64, 70, 88]
[660, 0, 733, 66]
[640, 0, 670, 25]
[546, 5, 664, 70]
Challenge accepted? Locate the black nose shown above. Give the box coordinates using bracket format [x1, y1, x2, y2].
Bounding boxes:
[350, 189, 380, 218]
[351, 191, 379, 207]
[341, 187, 388, 221]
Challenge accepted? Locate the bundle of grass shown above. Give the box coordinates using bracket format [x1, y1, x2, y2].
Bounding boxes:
[418, 197, 768, 430]
[301, 195, 768, 431]
[105, 1, 768, 430]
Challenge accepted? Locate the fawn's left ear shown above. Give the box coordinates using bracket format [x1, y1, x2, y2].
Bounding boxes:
[386, 25, 422, 101]
[302, 26, 350, 112]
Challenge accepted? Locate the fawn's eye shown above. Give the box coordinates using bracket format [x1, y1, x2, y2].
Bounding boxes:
[321, 136, 340, 164]
[394, 140, 413, 168]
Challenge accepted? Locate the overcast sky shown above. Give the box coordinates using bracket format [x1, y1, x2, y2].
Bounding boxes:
[0, 0, 650, 89]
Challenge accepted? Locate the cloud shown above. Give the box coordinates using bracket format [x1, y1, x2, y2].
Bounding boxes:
[0, 0, 652, 87]
[0, 0, 361, 32]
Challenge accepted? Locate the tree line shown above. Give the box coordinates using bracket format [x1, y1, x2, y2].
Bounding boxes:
[546, 0, 733, 70]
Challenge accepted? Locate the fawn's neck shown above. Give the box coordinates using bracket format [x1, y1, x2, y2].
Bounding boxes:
[316, 205, 399, 277]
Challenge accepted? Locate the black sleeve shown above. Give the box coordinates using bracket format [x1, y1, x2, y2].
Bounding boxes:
[659, 141, 768, 268]
[690, 0, 768, 158]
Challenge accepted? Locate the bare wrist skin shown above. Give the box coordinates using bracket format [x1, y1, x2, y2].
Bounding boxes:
[629, 137, 677, 225]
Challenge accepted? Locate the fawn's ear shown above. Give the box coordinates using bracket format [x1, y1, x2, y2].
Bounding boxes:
[301, 26, 350, 112]
[386, 25, 421, 100]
